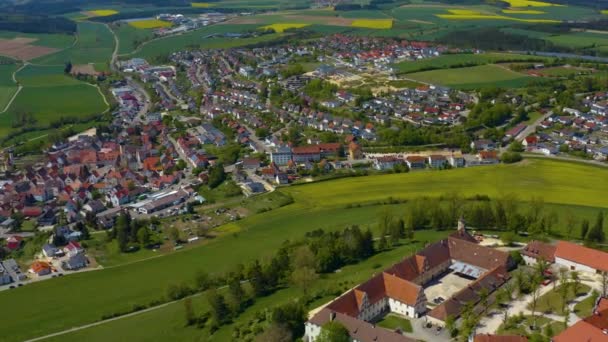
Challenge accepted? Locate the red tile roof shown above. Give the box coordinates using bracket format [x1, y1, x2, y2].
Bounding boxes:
[474, 334, 528, 342]
[555, 240, 608, 272]
[521, 241, 556, 263]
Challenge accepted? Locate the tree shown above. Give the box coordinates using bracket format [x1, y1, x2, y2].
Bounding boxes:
[389, 218, 405, 245]
[317, 321, 350, 342]
[587, 211, 606, 243]
[272, 301, 307, 338]
[571, 271, 581, 297]
[479, 287, 490, 314]
[184, 297, 195, 326]
[168, 227, 180, 243]
[137, 227, 150, 247]
[254, 323, 292, 342]
[247, 260, 267, 297]
[227, 275, 246, 314]
[292, 246, 316, 269]
[194, 270, 212, 291]
[529, 274, 543, 329]
[290, 267, 318, 296]
[207, 289, 231, 325]
[64, 61, 72, 74]
[208, 163, 226, 189]
[581, 219, 590, 240]
[445, 315, 457, 337]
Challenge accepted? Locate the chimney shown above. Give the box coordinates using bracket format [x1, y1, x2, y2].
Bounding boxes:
[329, 312, 336, 322]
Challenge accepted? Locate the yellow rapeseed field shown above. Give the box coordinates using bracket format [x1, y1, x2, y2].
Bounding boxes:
[128, 19, 172, 29]
[86, 9, 119, 17]
[260, 23, 309, 33]
[191, 2, 214, 8]
[437, 9, 559, 23]
[351, 19, 393, 29]
[502, 0, 563, 7]
[502, 9, 546, 14]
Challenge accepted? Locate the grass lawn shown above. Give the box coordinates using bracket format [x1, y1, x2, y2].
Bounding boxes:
[574, 292, 599, 318]
[405, 64, 538, 89]
[376, 313, 414, 332]
[32, 22, 114, 72]
[3, 159, 608, 340]
[532, 283, 591, 316]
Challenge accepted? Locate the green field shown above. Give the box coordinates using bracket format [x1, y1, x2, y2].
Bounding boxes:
[0, 31, 75, 49]
[406, 64, 538, 89]
[129, 24, 282, 60]
[2, 159, 608, 341]
[111, 22, 155, 55]
[393, 52, 548, 74]
[0, 63, 18, 110]
[32, 22, 115, 72]
[4, 85, 106, 123]
[16, 65, 82, 86]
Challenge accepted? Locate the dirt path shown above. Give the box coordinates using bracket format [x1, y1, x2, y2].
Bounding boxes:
[0, 62, 27, 113]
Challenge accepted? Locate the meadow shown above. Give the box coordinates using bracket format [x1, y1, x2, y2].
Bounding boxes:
[392, 52, 549, 74]
[0, 63, 18, 111]
[111, 23, 155, 55]
[0, 64, 107, 137]
[0, 31, 74, 50]
[129, 24, 282, 60]
[32, 22, 115, 72]
[406, 64, 538, 89]
[2, 159, 608, 341]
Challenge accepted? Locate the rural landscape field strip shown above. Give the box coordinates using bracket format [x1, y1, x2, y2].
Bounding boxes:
[1, 159, 608, 342]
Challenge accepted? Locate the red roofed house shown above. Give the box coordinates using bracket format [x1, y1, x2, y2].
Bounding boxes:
[29, 261, 52, 276]
[473, 334, 528, 342]
[6, 235, 23, 250]
[555, 240, 608, 274]
[553, 297, 608, 342]
[521, 240, 556, 265]
[64, 241, 84, 257]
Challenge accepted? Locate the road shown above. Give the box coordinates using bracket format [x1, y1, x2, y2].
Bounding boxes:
[514, 111, 553, 142]
[241, 123, 272, 154]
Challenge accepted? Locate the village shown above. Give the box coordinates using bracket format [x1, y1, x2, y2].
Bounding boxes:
[2, 31, 608, 342]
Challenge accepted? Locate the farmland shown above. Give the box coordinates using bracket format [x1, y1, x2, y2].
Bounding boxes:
[0, 63, 18, 111]
[110, 23, 155, 55]
[2, 159, 608, 341]
[128, 24, 282, 60]
[32, 22, 115, 72]
[260, 23, 310, 33]
[392, 52, 549, 74]
[406, 64, 538, 89]
[128, 19, 172, 29]
[0, 63, 107, 137]
[351, 18, 394, 29]
[85, 9, 120, 17]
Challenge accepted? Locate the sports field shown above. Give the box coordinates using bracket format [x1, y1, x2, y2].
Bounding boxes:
[2, 159, 608, 341]
[406, 64, 537, 89]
